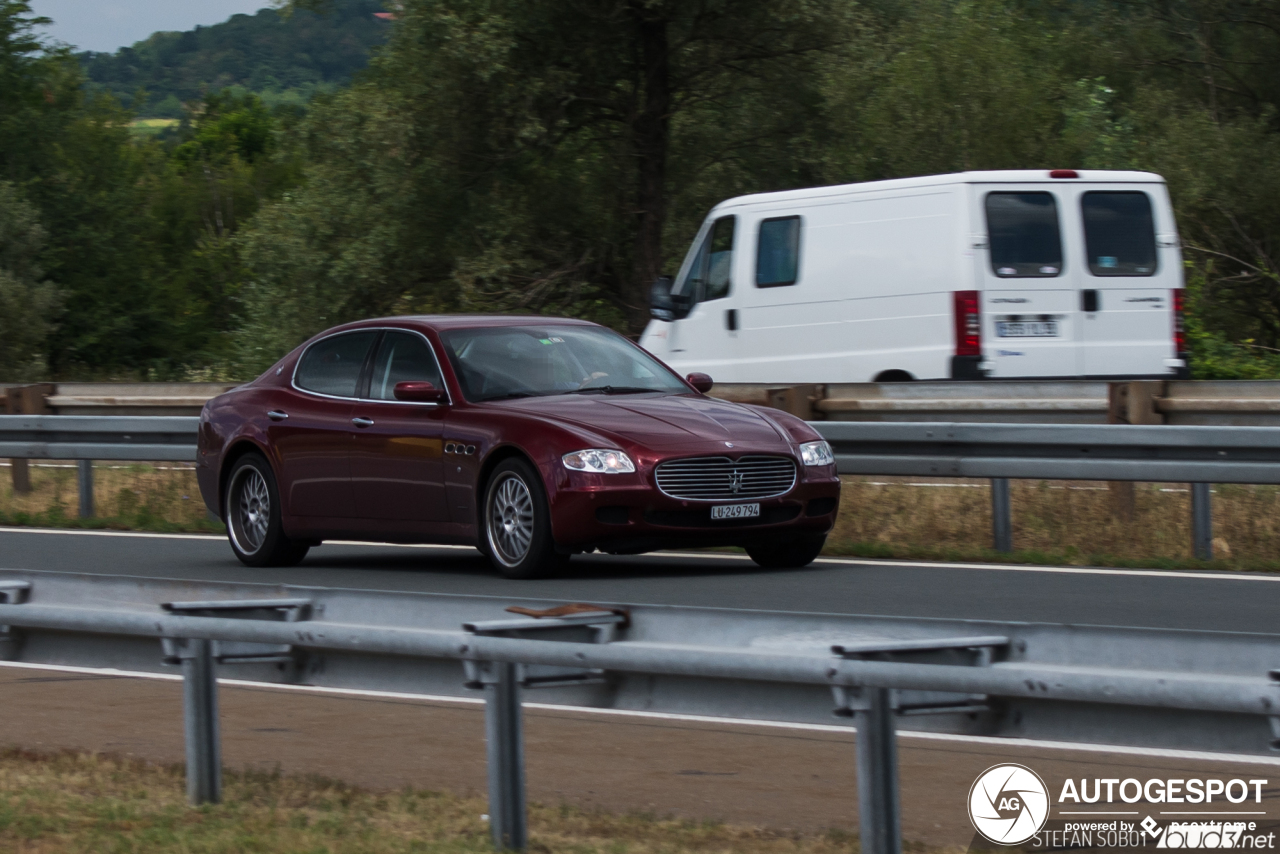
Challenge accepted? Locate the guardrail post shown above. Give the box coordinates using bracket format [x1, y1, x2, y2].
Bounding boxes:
[77, 461, 94, 518]
[990, 478, 1012, 552]
[485, 662, 527, 851]
[1192, 483, 1213, 561]
[180, 638, 222, 805]
[855, 687, 902, 854]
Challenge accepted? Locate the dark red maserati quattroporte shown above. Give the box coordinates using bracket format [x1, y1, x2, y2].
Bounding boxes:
[196, 316, 840, 577]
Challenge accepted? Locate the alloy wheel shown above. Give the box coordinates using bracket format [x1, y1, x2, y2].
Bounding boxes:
[230, 466, 270, 555]
[488, 474, 535, 567]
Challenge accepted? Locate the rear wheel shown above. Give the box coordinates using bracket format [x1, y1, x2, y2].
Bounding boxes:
[746, 534, 826, 569]
[481, 458, 567, 579]
[225, 453, 310, 567]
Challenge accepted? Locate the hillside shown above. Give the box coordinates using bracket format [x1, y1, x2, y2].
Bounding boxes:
[79, 0, 390, 117]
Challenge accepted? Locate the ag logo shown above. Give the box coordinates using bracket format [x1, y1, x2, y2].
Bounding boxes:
[968, 763, 1050, 845]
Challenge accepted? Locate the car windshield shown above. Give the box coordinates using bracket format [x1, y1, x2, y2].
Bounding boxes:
[439, 325, 690, 402]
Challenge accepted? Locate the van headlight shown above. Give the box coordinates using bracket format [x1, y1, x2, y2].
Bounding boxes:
[563, 449, 636, 474]
[799, 440, 834, 466]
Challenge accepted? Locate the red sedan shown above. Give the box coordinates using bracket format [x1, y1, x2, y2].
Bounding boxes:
[196, 316, 841, 577]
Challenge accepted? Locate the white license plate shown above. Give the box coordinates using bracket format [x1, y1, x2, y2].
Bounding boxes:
[996, 321, 1059, 338]
[711, 503, 760, 520]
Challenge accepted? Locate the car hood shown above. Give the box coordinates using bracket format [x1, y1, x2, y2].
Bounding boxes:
[498, 393, 789, 448]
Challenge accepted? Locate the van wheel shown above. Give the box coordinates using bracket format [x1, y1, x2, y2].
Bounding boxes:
[874, 370, 914, 383]
[481, 458, 568, 579]
[746, 535, 826, 569]
[225, 453, 310, 567]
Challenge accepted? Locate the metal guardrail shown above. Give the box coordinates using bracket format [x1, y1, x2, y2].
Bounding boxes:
[1, 570, 1279, 852]
[0, 414, 1267, 558]
[0, 415, 198, 518]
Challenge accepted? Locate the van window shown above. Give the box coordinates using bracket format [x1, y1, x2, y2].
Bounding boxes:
[367, 331, 444, 401]
[1082, 192, 1157, 276]
[756, 216, 801, 287]
[985, 192, 1063, 277]
[675, 215, 735, 303]
[295, 330, 379, 398]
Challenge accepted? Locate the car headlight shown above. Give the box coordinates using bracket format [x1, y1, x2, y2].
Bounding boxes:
[799, 440, 835, 466]
[562, 449, 636, 474]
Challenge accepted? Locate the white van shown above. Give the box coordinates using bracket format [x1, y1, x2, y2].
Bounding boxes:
[641, 170, 1187, 382]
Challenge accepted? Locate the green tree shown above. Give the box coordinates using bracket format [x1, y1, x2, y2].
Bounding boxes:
[0, 181, 62, 378]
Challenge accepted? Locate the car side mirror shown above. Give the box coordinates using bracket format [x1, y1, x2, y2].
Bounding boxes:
[650, 275, 676, 321]
[393, 381, 448, 404]
[686, 372, 713, 393]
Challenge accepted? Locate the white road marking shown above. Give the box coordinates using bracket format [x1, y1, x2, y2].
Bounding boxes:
[3, 659, 1279, 767]
[1, 525, 1276, 582]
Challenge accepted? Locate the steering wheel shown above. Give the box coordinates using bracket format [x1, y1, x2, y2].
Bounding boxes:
[577, 372, 610, 389]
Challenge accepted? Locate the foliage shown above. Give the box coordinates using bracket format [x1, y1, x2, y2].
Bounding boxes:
[77, 0, 389, 118]
[0, 181, 61, 378]
[6, 0, 1280, 379]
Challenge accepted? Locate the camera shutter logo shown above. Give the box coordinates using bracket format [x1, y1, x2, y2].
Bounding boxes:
[968, 764, 1050, 845]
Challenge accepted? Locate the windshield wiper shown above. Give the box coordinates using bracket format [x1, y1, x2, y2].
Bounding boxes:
[481, 391, 553, 401]
[569, 386, 661, 395]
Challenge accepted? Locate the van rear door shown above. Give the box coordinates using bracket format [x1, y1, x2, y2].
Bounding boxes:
[974, 186, 1079, 377]
[1066, 184, 1178, 377]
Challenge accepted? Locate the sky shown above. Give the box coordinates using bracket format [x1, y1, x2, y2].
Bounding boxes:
[30, 1, 271, 54]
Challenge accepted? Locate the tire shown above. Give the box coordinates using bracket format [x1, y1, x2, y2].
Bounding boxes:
[746, 534, 827, 570]
[481, 458, 567, 579]
[224, 452, 310, 568]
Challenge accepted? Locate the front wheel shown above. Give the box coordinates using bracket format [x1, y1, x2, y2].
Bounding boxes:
[481, 458, 567, 579]
[746, 534, 826, 569]
[225, 453, 310, 567]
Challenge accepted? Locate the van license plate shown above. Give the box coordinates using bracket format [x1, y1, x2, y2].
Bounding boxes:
[996, 321, 1058, 337]
[712, 503, 760, 520]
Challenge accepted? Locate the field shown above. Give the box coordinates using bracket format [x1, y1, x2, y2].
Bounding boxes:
[0, 749, 874, 854]
[2, 462, 1277, 570]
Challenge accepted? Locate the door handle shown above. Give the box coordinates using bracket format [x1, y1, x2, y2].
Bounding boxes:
[1081, 289, 1099, 313]
[725, 308, 738, 331]
[267, 410, 288, 421]
[352, 417, 375, 428]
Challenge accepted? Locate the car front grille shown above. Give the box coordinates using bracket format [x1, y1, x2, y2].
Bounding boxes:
[654, 455, 797, 501]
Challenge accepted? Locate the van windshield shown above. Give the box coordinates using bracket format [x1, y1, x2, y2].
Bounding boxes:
[986, 192, 1063, 277]
[674, 216, 735, 303]
[1082, 192, 1157, 276]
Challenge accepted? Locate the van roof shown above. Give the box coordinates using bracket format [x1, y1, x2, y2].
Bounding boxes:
[713, 169, 1165, 212]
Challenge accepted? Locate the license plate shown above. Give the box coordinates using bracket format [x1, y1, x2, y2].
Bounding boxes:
[996, 320, 1059, 338]
[711, 503, 760, 520]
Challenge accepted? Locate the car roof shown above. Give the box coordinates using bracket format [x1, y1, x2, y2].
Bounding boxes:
[329, 315, 605, 334]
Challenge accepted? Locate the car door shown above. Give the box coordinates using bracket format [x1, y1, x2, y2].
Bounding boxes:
[348, 329, 449, 523]
[975, 186, 1080, 377]
[666, 215, 739, 375]
[273, 329, 379, 518]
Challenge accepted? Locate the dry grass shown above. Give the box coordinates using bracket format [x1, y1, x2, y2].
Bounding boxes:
[0, 748, 883, 854]
[830, 476, 1280, 570]
[0, 461, 223, 533]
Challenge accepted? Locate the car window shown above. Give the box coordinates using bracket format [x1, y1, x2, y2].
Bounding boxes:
[1082, 192, 1157, 276]
[986, 192, 1063, 277]
[440, 325, 689, 402]
[367, 331, 444, 401]
[673, 215, 735, 304]
[294, 330, 378, 398]
[756, 216, 801, 287]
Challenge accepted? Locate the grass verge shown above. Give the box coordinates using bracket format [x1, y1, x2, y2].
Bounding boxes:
[0, 748, 872, 854]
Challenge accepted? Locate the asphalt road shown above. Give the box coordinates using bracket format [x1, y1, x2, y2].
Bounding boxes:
[2, 527, 1277, 633]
